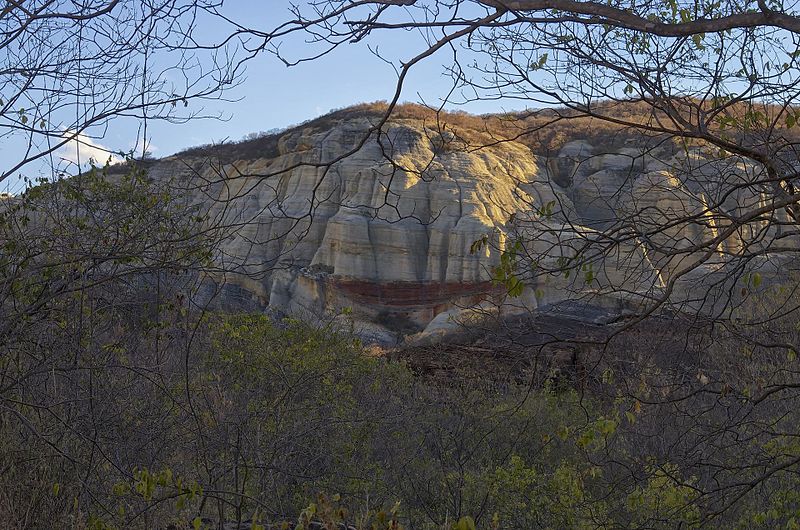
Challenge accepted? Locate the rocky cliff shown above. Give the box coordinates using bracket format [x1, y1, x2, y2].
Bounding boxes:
[143, 105, 799, 343]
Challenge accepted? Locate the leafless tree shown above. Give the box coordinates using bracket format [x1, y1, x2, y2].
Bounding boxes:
[227, 1, 800, 525]
[7, 1, 800, 527]
[0, 0, 246, 184]
[0, 2, 255, 527]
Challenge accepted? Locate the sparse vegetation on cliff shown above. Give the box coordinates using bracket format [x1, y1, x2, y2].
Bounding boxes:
[173, 99, 800, 167]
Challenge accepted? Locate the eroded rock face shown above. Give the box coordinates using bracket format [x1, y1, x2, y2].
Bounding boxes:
[148, 118, 561, 339]
[143, 111, 798, 342]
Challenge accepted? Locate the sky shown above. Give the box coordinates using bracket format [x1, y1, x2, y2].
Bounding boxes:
[149, 1, 516, 150]
[0, 1, 528, 194]
[2, 1, 788, 195]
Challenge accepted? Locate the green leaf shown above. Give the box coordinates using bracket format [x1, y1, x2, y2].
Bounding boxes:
[508, 278, 524, 298]
[787, 113, 796, 129]
[192, 517, 203, 530]
[453, 516, 476, 530]
[470, 235, 488, 255]
[598, 418, 618, 436]
[52, 483, 60, 496]
[752, 272, 762, 288]
[530, 53, 548, 70]
[556, 425, 570, 440]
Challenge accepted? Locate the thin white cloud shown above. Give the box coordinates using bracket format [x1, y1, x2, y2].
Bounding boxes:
[58, 131, 123, 167]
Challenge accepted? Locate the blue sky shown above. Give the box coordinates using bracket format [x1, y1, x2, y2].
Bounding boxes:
[91, 3, 515, 154]
[1, 1, 527, 194]
[156, 1, 517, 149]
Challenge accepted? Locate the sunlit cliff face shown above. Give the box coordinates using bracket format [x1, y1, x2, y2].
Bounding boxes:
[142, 106, 799, 342]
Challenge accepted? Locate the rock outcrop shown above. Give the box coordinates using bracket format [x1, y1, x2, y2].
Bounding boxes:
[139, 106, 799, 343]
[150, 117, 560, 337]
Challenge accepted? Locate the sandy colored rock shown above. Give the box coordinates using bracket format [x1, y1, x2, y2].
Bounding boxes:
[136, 109, 797, 339]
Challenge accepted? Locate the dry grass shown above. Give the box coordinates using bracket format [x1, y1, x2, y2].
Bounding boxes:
[170, 99, 800, 163]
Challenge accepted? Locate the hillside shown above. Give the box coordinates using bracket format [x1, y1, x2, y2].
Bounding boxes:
[122, 102, 799, 344]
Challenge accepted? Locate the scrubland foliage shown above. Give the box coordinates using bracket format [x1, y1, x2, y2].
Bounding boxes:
[1, 164, 800, 529]
[6, 0, 800, 526]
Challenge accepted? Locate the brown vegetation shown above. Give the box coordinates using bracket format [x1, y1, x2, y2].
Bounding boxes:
[172, 99, 800, 168]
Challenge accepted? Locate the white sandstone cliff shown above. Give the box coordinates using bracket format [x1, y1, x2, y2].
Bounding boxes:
[140, 110, 798, 342]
